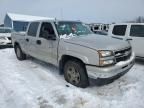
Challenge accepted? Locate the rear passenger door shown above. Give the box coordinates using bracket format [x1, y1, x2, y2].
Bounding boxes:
[26, 22, 40, 57]
[129, 25, 144, 57]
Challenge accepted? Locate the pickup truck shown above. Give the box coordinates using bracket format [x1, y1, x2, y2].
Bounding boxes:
[108, 23, 144, 58]
[12, 20, 135, 88]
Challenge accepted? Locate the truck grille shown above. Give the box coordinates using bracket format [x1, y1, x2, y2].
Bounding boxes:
[115, 47, 132, 63]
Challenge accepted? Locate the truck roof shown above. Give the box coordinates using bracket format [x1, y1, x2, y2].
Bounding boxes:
[7, 13, 54, 22]
[29, 19, 82, 23]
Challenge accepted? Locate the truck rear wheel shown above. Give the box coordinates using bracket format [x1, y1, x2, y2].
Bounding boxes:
[64, 59, 89, 88]
[14, 45, 26, 60]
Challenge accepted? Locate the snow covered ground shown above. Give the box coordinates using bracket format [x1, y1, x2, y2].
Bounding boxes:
[0, 48, 144, 108]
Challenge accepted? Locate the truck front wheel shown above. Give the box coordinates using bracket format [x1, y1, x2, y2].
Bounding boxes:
[14, 45, 26, 60]
[64, 60, 89, 88]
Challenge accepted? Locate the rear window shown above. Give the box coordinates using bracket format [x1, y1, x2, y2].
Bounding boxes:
[112, 25, 127, 36]
[0, 28, 12, 33]
[130, 25, 144, 37]
[27, 22, 39, 37]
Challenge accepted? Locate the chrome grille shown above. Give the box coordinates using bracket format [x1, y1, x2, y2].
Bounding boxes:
[115, 47, 132, 63]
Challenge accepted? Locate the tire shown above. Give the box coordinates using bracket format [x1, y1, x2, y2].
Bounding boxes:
[14, 45, 26, 60]
[64, 59, 89, 88]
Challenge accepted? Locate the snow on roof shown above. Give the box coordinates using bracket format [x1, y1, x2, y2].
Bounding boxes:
[7, 13, 55, 22]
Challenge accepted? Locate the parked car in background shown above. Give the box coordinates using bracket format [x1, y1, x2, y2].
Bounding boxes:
[0, 27, 13, 46]
[90, 23, 109, 32]
[108, 23, 144, 58]
[12, 20, 135, 88]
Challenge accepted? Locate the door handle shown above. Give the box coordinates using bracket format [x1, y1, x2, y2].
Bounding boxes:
[26, 38, 29, 42]
[112, 36, 123, 40]
[36, 40, 41, 45]
[126, 39, 133, 41]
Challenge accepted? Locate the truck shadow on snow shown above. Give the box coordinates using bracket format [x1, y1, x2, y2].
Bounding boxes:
[27, 56, 60, 75]
[0, 45, 13, 49]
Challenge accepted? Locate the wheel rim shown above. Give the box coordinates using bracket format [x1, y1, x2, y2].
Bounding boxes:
[66, 65, 80, 85]
[16, 47, 21, 58]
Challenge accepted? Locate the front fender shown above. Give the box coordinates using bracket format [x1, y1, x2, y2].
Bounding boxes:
[59, 49, 99, 65]
[64, 50, 89, 64]
[58, 40, 99, 65]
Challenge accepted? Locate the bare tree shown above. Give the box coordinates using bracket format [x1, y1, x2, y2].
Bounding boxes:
[125, 16, 144, 23]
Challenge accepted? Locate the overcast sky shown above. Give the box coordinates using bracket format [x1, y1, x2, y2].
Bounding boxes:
[0, 0, 144, 24]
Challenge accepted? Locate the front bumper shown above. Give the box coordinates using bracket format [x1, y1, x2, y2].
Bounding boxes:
[86, 52, 135, 79]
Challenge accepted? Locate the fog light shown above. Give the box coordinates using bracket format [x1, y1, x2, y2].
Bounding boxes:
[100, 59, 114, 66]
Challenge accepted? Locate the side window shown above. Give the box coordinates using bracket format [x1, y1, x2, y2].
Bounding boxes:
[39, 22, 55, 39]
[130, 25, 144, 37]
[112, 25, 127, 36]
[27, 22, 39, 37]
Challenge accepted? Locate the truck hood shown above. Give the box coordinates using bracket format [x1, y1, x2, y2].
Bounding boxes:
[63, 34, 130, 51]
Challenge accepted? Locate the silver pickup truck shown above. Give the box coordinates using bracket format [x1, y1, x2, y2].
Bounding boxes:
[12, 20, 135, 88]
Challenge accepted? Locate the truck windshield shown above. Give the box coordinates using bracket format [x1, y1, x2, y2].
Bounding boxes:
[56, 21, 93, 36]
[0, 28, 12, 33]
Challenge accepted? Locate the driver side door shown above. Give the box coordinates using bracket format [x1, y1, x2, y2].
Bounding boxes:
[36, 22, 57, 64]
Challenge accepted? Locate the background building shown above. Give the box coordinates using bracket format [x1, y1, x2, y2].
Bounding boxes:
[4, 13, 51, 32]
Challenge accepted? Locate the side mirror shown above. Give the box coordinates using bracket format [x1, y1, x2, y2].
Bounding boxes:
[47, 34, 56, 40]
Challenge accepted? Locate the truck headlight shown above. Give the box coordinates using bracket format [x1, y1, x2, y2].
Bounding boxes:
[98, 50, 113, 57]
[99, 59, 115, 66]
[98, 50, 115, 66]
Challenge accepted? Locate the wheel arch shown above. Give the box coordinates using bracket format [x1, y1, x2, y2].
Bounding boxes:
[59, 55, 87, 75]
[14, 41, 20, 48]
